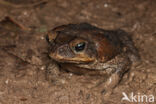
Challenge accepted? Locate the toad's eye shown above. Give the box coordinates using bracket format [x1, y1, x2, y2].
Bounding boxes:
[74, 42, 86, 52]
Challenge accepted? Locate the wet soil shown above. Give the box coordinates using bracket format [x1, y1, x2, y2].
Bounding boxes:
[0, 0, 155, 104]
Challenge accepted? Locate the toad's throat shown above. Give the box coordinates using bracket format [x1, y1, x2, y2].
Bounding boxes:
[59, 63, 109, 76]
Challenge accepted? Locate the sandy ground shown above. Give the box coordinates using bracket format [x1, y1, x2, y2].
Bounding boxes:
[0, 0, 155, 104]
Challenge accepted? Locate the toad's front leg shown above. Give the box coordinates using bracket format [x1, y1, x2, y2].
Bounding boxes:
[45, 60, 61, 83]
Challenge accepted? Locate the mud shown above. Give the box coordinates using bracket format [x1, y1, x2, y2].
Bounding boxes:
[0, 0, 155, 104]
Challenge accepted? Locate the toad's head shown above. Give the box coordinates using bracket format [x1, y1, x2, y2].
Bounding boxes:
[47, 23, 121, 64]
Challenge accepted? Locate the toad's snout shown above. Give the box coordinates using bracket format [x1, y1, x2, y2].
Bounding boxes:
[49, 44, 75, 62]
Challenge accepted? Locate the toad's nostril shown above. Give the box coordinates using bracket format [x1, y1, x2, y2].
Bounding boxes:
[47, 30, 58, 43]
[46, 35, 56, 46]
[46, 35, 50, 43]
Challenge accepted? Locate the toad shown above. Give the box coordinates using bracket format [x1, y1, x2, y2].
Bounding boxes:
[46, 23, 139, 93]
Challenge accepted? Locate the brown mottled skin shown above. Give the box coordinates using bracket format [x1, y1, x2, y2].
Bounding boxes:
[46, 23, 139, 93]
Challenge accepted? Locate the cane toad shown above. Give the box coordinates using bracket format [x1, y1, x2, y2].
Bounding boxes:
[46, 23, 139, 92]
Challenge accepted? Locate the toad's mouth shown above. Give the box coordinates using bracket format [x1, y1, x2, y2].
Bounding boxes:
[49, 52, 95, 64]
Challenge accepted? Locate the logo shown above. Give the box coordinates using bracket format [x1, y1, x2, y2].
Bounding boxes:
[121, 92, 155, 103]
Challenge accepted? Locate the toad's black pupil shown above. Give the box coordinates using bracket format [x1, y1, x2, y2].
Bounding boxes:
[75, 42, 85, 52]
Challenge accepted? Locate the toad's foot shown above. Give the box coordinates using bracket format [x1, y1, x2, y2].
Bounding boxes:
[90, 72, 121, 98]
